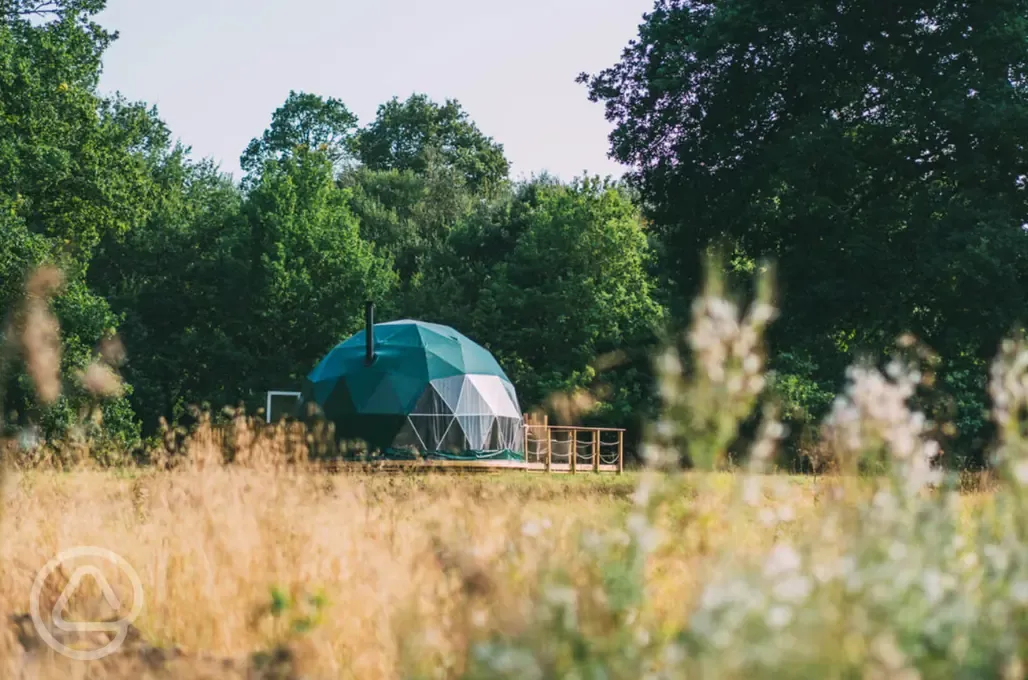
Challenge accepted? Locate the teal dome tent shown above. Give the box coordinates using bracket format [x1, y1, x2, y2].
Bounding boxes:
[300, 303, 524, 460]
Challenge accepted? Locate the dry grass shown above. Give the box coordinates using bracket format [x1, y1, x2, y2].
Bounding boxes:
[0, 462, 843, 679]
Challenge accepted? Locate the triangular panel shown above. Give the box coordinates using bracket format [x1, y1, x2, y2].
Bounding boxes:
[456, 414, 494, 451]
[429, 375, 466, 413]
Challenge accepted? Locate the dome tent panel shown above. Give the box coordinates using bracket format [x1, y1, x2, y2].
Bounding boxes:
[463, 374, 521, 418]
[453, 376, 488, 415]
[392, 420, 425, 450]
[426, 375, 465, 414]
[364, 379, 407, 414]
[456, 414, 496, 451]
[411, 384, 456, 416]
[493, 416, 523, 451]
[336, 414, 409, 453]
[423, 354, 466, 382]
[408, 414, 461, 452]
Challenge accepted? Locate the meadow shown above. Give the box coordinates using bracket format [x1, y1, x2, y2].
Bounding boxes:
[3, 264, 1028, 679]
[0, 467, 872, 678]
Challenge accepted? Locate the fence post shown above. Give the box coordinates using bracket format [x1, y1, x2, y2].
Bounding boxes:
[545, 424, 552, 473]
[570, 429, 576, 475]
[617, 430, 624, 475]
[592, 429, 599, 473]
[522, 423, 529, 470]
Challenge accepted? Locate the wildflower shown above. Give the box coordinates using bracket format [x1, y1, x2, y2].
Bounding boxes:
[773, 575, 812, 603]
[764, 543, 801, 578]
[766, 605, 792, 629]
[18, 267, 64, 404]
[1011, 581, 1028, 605]
[79, 361, 124, 397]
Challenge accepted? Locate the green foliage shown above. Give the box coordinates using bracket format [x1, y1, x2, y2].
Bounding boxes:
[250, 585, 328, 678]
[580, 0, 1028, 461]
[0, 7, 170, 256]
[342, 163, 474, 288]
[240, 90, 359, 180]
[356, 94, 510, 197]
[242, 149, 397, 392]
[88, 152, 250, 432]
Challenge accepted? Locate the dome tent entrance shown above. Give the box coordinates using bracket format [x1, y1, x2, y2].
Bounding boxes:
[301, 307, 524, 460]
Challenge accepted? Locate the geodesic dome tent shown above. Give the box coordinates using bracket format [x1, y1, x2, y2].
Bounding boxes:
[300, 313, 524, 460]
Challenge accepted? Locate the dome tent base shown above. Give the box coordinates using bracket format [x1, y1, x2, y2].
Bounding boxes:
[347, 447, 525, 462]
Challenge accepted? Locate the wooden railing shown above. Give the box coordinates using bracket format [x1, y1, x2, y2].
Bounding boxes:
[522, 416, 624, 475]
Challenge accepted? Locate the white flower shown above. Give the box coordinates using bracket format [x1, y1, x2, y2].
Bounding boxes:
[1011, 580, 1028, 605]
[922, 569, 944, 604]
[764, 543, 801, 578]
[773, 575, 812, 603]
[742, 477, 762, 505]
[1014, 460, 1028, 486]
[766, 605, 793, 629]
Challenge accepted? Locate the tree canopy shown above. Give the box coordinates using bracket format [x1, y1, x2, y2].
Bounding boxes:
[580, 0, 1028, 458]
[356, 94, 510, 196]
[5, 0, 1027, 468]
[240, 90, 359, 179]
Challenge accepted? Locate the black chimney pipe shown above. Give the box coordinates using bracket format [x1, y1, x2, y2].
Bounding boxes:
[365, 301, 375, 365]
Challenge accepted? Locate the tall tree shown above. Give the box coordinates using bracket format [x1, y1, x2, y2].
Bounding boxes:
[240, 90, 359, 180]
[0, 0, 167, 449]
[241, 149, 397, 393]
[580, 0, 1028, 456]
[356, 94, 510, 196]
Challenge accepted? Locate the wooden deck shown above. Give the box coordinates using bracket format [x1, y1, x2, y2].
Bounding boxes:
[318, 459, 621, 474]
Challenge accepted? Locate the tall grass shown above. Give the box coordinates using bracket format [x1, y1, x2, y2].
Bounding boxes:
[0, 260, 1024, 678]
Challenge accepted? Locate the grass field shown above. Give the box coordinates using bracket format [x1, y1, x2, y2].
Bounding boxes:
[0, 466, 1001, 679]
[0, 469, 825, 678]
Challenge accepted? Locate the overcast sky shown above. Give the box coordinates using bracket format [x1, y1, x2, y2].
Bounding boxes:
[94, 0, 652, 183]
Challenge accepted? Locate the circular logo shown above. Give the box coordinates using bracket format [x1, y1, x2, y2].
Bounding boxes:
[29, 546, 144, 661]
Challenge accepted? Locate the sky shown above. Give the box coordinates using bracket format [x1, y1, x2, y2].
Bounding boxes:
[93, 0, 653, 183]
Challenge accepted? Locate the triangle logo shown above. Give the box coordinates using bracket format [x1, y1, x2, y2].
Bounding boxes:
[51, 566, 124, 633]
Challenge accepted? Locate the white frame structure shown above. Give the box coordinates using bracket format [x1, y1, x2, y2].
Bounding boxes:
[265, 391, 302, 424]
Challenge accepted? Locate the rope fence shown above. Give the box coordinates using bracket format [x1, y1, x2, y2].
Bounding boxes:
[522, 424, 624, 474]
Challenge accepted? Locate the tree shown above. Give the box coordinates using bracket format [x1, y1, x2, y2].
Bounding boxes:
[88, 151, 251, 433]
[341, 163, 475, 289]
[1, 216, 140, 451]
[0, 0, 105, 21]
[240, 91, 359, 179]
[417, 177, 665, 429]
[0, 0, 166, 450]
[241, 149, 397, 393]
[0, 5, 170, 258]
[580, 0, 1028, 458]
[356, 94, 510, 196]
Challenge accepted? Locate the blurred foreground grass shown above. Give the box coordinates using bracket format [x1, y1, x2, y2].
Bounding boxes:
[0, 469, 817, 678]
[0, 469, 996, 678]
